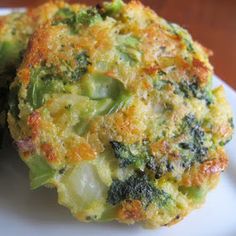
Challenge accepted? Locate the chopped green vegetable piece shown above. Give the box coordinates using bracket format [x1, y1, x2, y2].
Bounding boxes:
[103, 0, 124, 16]
[107, 172, 171, 208]
[179, 186, 207, 203]
[154, 76, 213, 105]
[184, 38, 194, 53]
[178, 80, 213, 105]
[179, 114, 208, 168]
[73, 98, 114, 136]
[81, 74, 123, 99]
[81, 73, 132, 113]
[73, 52, 90, 80]
[110, 140, 152, 168]
[26, 154, 56, 189]
[73, 75, 132, 135]
[117, 36, 141, 65]
[53, 7, 102, 32]
[110, 140, 175, 180]
[27, 69, 65, 109]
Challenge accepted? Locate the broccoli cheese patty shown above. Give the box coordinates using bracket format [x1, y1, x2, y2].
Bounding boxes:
[0, 1, 85, 146]
[8, 0, 233, 228]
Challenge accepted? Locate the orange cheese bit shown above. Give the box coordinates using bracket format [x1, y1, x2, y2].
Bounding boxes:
[118, 200, 145, 224]
[143, 65, 159, 75]
[41, 143, 58, 163]
[18, 68, 30, 85]
[66, 142, 96, 164]
[192, 58, 210, 87]
[150, 139, 170, 156]
[113, 104, 146, 144]
[181, 149, 228, 187]
[27, 111, 41, 139]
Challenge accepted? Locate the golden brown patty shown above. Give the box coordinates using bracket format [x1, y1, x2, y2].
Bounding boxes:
[0, 1, 84, 145]
[8, 0, 233, 228]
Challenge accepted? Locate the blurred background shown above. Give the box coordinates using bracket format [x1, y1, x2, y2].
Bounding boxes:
[0, 0, 235, 89]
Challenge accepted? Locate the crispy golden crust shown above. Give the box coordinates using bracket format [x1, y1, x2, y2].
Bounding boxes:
[0, 1, 85, 134]
[181, 148, 228, 187]
[118, 200, 145, 224]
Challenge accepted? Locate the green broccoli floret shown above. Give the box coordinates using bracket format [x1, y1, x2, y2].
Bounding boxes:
[107, 172, 171, 208]
[110, 141, 175, 179]
[110, 140, 152, 168]
[110, 141, 136, 167]
[26, 51, 90, 109]
[76, 52, 90, 72]
[154, 77, 213, 105]
[27, 68, 65, 109]
[53, 7, 102, 32]
[177, 80, 213, 105]
[75, 8, 102, 26]
[179, 114, 208, 168]
[110, 115, 209, 180]
[72, 51, 91, 81]
[52, 8, 74, 24]
[102, 0, 124, 17]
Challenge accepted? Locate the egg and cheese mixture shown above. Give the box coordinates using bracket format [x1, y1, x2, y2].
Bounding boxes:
[7, 0, 233, 228]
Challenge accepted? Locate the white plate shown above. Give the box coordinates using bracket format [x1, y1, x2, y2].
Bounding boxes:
[0, 8, 235, 234]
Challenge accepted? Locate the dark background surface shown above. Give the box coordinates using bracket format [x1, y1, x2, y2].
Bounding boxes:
[0, 0, 235, 89]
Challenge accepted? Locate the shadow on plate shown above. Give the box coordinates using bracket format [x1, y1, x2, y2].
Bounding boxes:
[0, 146, 76, 224]
[0, 146, 141, 232]
[226, 162, 236, 186]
